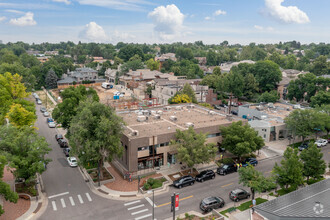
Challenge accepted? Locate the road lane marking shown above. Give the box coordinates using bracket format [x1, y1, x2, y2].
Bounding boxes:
[135, 214, 152, 220]
[145, 197, 156, 207]
[85, 193, 92, 202]
[124, 200, 141, 206]
[52, 201, 57, 211]
[131, 209, 148, 215]
[77, 194, 84, 204]
[48, 192, 69, 199]
[60, 198, 66, 208]
[221, 183, 233, 188]
[69, 197, 75, 206]
[127, 204, 145, 210]
[156, 195, 194, 207]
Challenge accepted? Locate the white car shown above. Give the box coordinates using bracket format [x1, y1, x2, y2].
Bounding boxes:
[43, 111, 50, 117]
[67, 157, 78, 167]
[314, 139, 328, 147]
[48, 121, 56, 128]
[37, 99, 42, 105]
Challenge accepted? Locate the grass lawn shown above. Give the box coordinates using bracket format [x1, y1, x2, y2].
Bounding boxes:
[276, 187, 296, 196]
[306, 177, 325, 185]
[219, 198, 268, 217]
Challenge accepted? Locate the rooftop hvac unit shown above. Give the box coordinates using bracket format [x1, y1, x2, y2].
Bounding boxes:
[157, 110, 163, 115]
[185, 122, 194, 128]
[143, 110, 150, 115]
[256, 106, 263, 111]
[137, 115, 147, 122]
[170, 116, 177, 121]
[176, 106, 182, 110]
[226, 115, 233, 121]
[187, 104, 195, 109]
[131, 130, 139, 136]
[154, 114, 161, 119]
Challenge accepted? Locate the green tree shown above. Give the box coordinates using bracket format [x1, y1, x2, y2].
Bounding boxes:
[6, 103, 36, 128]
[171, 127, 217, 173]
[0, 155, 18, 216]
[201, 74, 221, 89]
[0, 126, 51, 184]
[257, 90, 279, 103]
[238, 165, 276, 200]
[176, 47, 194, 60]
[252, 60, 282, 92]
[145, 58, 160, 71]
[310, 91, 330, 108]
[311, 55, 329, 76]
[52, 85, 99, 129]
[118, 44, 144, 62]
[182, 83, 197, 103]
[243, 73, 259, 100]
[45, 68, 58, 89]
[224, 71, 244, 113]
[273, 147, 303, 190]
[213, 67, 221, 75]
[220, 121, 264, 160]
[68, 100, 124, 180]
[300, 144, 326, 182]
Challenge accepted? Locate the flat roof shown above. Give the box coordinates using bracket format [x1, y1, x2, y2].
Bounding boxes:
[255, 178, 330, 219]
[118, 104, 240, 139]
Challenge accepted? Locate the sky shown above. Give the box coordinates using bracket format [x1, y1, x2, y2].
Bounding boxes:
[0, 0, 329, 45]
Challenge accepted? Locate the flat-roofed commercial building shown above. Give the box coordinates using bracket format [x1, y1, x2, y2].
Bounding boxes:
[113, 104, 242, 175]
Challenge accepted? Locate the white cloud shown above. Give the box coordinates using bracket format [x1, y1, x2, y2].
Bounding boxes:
[148, 4, 184, 40]
[80, 22, 108, 42]
[5, 9, 24, 14]
[264, 0, 310, 24]
[9, 12, 36, 26]
[76, 0, 152, 11]
[204, 16, 211, 20]
[254, 25, 274, 31]
[254, 25, 263, 30]
[0, 16, 6, 22]
[52, 0, 71, 5]
[214, 10, 226, 16]
[111, 30, 136, 42]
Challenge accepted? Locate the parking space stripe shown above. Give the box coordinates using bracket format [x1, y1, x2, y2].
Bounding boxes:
[131, 209, 148, 215]
[124, 200, 141, 206]
[69, 196, 75, 206]
[127, 204, 145, 210]
[51, 201, 57, 211]
[135, 214, 152, 220]
[85, 193, 92, 202]
[77, 194, 84, 204]
[60, 198, 66, 208]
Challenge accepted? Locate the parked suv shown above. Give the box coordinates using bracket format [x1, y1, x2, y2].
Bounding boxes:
[195, 170, 215, 182]
[58, 139, 68, 148]
[200, 196, 225, 213]
[217, 163, 237, 175]
[229, 189, 250, 202]
[173, 175, 195, 189]
[241, 158, 258, 167]
[63, 148, 70, 157]
[55, 134, 63, 141]
[298, 143, 309, 151]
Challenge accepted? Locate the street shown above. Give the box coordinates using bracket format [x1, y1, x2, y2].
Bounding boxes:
[35, 104, 330, 220]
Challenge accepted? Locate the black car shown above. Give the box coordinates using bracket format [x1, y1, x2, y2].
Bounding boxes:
[200, 196, 225, 213]
[213, 105, 221, 110]
[229, 188, 250, 202]
[195, 170, 215, 182]
[298, 143, 309, 151]
[219, 104, 227, 108]
[173, 175, 195, 189]
[217, 163, 237, 175]
[58, 139, 68, 148]
[241, 158, 258, 167]
[231, 110, 238, 115]
[55, 134, 63, 141]
[63, 148, 70, 157]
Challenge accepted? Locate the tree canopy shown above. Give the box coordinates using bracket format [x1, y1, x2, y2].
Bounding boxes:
[300, 144, 326, 181]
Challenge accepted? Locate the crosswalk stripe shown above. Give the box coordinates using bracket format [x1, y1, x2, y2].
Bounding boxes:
[124, 200, 141, 206]
[135, 214, 152, 220]
[52, 201, 57, 211]
[85, 193, 92, 202]
[131, 209, 148, 215]
[145, 197, 156, 207]
[69, 196, 75, 206]
[77, 194, 84, 204]
[127, 204, 145, 210]
[60, 198, 66, 208]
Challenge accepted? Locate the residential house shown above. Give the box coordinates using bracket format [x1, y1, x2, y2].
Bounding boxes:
[57, 67, 105, 87]
[220, 60, 255, 73]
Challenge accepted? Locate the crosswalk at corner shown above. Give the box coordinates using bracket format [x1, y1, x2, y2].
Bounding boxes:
[124, 199, 155, 220]
[49, 192, 92, 211]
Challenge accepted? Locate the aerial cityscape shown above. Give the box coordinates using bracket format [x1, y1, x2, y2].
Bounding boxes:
[0, 0, 329, 220]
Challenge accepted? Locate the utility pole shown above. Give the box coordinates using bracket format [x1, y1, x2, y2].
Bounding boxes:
[153, 135, 155, 169]
[152, 189, 155, 220]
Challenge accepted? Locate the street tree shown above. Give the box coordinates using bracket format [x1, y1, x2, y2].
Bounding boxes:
[252, 60, 282, 92]
[310, 91, 330, 108]
[6, 103, 36, 128]
[273, 147, 303, 190]
[300, 144, 326, 182]
[68, 100, 124, 180]
[220, 121, 264, 160]
[0, 125, 51, 184]
[257, 90, 279, 103]
[52, 85, 99, 129]
[238, 165, 276, 200]
[172, 127, 217, 173]
[182, 83, 197, 103]
[45, 68, 58, 89]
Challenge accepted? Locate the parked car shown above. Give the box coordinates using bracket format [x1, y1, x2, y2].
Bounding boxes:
[55, 134, 63, 141]
[173, 175, 195, 189]
[195, 170, 215, 182]
[37, 99, 42, 105]
[213, 105, 221, 110]
[67, 157, 77, 167]
[298, 143, 309, 151]
[229, 188, 250, 202]
[200, 196, 225, 213]
[58, 139, 68, 148]
[43, 111, 50, 117]
[314, 139, 328, 147]
[241, 158, 258, 167]
[63, 148, 70, 157]
[40, 107, 47, 113]
[217, 163, 237, 175]
[48, 121, 56, 128]
[32, 92, 37, 98]
[237, 102, 243, 106]
[219, 104, 227, 108]
[47, 118, 54, 123]
[231, 110, 238, 115]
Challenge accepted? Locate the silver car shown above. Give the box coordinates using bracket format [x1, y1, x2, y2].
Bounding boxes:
[48, 121, 56, 128]
[43, 111, 50, 117]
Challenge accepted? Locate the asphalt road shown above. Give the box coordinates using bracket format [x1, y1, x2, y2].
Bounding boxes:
[35, 103, 330, 220]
